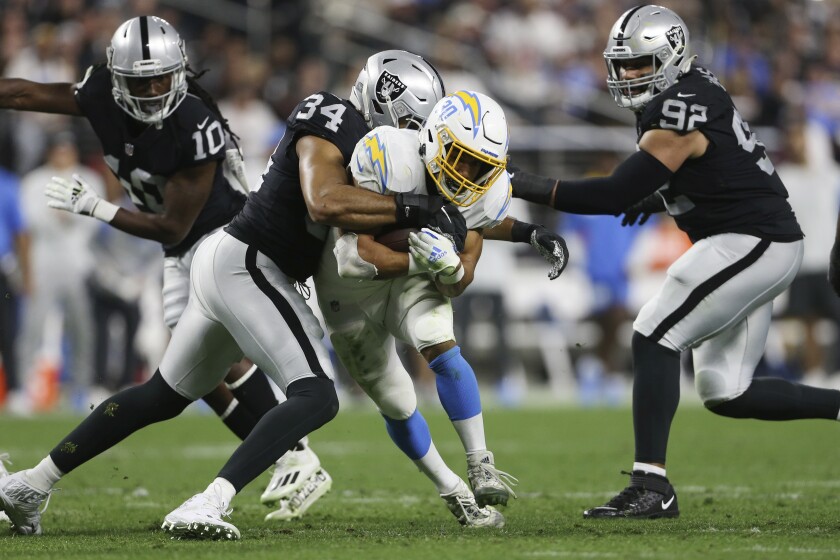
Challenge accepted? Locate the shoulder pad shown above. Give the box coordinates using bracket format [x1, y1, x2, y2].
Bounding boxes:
[466, 171, 512, 230]
[639, 67, 731, 135]
[351, 127, 424, 194]
[288, 91, 368, 162]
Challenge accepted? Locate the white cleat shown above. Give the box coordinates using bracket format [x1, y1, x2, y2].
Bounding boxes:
[264, 469, 332, 521]
[261, 440, 321, 506]
[0, 454, 12, 526]
[441, 478, 505, 528]
[161, 488, 240, 541]
[467, 450, 518, 507]
[0, 470, 50, 535]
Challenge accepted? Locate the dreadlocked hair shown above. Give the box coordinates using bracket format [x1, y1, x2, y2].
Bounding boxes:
[185, 65, 241, 150]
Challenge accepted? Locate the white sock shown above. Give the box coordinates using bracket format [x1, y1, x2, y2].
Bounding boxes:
[205, 477, 237, 507]
[633, 462, 666, 478]
[26, 456, 64, 492]
[451, 413, 487, 454]
[413, 443, 461, 495]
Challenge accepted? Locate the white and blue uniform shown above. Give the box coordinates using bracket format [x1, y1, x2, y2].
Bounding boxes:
[313, 126, 511, 416]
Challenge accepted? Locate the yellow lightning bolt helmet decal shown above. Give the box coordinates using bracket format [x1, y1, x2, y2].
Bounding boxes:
[452, 90, 481, 138]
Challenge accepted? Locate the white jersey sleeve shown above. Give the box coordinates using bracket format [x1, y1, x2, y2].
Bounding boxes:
[461, 171, 512, 230]
[350, 126, 425, 195]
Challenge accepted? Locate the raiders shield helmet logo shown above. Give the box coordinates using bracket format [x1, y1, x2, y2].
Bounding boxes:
[375, 70, 407, 104]
[665, 25, 686, 56]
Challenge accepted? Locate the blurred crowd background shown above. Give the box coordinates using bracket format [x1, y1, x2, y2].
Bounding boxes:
[2, 0, 840, 415]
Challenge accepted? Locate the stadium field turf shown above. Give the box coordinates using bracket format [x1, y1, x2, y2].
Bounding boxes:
[1, 402, 839, 559]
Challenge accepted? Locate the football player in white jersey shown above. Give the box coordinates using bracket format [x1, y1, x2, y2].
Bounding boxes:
[314, 91, 520, 527]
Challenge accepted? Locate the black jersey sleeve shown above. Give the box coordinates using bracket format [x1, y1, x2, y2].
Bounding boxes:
[638, 67, 730, 136]
[284, 91, 369, 163]
[73, 65, 111, 118]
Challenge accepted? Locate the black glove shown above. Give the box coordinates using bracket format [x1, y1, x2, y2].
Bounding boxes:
[426, 204, 468, 253]
[394, 193, 445, 229]
[830, 243, 840, 298]
[619, 192, 665, 227]
[511, 220, 569, 280]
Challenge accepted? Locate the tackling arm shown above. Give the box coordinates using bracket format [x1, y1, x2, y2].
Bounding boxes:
[298, 135, 467, 248]
[511, 130, 707, 215]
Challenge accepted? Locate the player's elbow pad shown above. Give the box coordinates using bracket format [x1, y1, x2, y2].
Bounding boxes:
[334, 233, 378, 280]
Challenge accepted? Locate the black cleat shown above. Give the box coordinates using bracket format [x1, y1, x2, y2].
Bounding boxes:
[583, 470, 679, 519]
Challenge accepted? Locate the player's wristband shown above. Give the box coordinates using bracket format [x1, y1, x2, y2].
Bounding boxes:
[510, 220, 537, 244]
[437, 263, 464, 285]
[92, 199, 120, 223]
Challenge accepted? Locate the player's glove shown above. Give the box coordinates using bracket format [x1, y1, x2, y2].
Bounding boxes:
[425, 204, 467, 253]
[408, 228, 464, 284]
[619, 192, 665, 227]
[45, 174, 119, 222]
[511, 220, 569, 280]
[531, 227, 569, 280]
[829, 243, 840, 298]
[394, 193, 467, 252]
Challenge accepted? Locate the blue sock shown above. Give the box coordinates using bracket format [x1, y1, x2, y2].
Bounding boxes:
[429, 346, 482, 421]
[383, 409, 432, 460]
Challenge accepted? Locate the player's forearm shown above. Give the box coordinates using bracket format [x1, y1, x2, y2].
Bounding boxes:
[109, 209, 190, 246]
[0, 79, 81, 114]
[483, 217, 514, 241]
[356, 235, 411, 279]
[307, 183, 399, 230]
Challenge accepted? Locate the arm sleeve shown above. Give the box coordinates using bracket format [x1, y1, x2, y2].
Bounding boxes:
[551, 150, 673, 215]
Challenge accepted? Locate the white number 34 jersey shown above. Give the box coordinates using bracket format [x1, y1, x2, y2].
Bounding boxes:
[350, 126, 512, 230]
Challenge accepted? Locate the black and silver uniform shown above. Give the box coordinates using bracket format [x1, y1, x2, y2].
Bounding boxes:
[639, 66, 802, 242]
[226, 92, 369, 282]
[75, 66, 246, 257]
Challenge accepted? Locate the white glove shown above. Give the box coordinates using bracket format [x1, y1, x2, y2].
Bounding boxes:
[45, 174, 119, 222]
[408, 227, 464, 284]
[334, 232, 378, 280]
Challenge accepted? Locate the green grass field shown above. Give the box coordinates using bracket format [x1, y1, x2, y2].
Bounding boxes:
[1, 402, 839, 559]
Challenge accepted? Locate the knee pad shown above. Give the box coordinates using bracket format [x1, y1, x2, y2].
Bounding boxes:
[286, 376, 339, 424]
[404, 301, 454, 351]
[128, 370, 192, 420]
[695, 368, 744, 408]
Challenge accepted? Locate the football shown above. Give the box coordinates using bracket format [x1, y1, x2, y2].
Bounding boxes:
[374, 227, 418, 253]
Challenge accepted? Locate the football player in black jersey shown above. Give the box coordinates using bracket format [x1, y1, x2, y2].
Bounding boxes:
[511, 5, 840, 519]
[0, 46, 466, 538]
[0, 17, 285, 444]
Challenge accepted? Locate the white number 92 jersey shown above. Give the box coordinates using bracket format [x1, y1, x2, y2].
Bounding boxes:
[351, 126, 512, 230]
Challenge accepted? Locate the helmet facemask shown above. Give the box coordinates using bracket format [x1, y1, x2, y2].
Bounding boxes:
[421, 91, 509, 208]
[109, 62, 187, 126]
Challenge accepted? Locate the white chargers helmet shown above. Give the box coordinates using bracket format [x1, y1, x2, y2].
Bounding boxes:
[107, 16, 188, 126]
[420, 91, 508, 208]
[349, 50, 445, 130]
[604, 5, 693, 110]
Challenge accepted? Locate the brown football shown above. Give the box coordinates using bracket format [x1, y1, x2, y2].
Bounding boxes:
[374, 227, 419, 253]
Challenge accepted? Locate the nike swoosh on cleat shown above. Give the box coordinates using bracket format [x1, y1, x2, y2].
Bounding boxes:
[661, 495, 675, 509]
